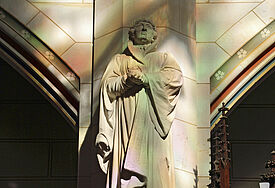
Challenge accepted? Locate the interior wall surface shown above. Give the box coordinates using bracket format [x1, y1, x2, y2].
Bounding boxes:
[0, 57, 78, 188]
[3, 0, 274, 187]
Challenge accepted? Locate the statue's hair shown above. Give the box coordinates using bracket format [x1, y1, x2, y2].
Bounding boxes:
[128, 19, 158, 43]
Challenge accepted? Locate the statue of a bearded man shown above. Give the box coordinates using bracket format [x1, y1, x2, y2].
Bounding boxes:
[95, 19, 183, 188]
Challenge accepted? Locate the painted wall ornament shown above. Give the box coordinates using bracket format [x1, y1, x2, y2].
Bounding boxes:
[95, 19, 183, 188]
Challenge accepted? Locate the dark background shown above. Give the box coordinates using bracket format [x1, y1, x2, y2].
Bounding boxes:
[0, 57, 78, 188]
[229, 68, 275, 188]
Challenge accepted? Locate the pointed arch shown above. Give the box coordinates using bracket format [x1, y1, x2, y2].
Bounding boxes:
[0, 8, 80, 128]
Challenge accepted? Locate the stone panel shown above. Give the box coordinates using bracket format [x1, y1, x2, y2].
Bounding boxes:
[123, 0, 168, 27]
[94, 29, 123, 80]
[92, 78, 101, 117]
[158, 28, 196, 80]
[78, 127, 88, 150]
[196, 84, 211, 127]
[33, 3, 92, 42]
[180, 0, 196, 39]
[198, 176, 210, 188]
[175, 168, 196, 188]
[198, 150, 210, 176]
[78, 84, 92, 128]
[175, 77, 198, 125]
[0, 0, 39, 25]
[196, 43, 230, 83]
[197, 128, 210, 176]
[197, 128, 211, 151]
[196, 0, 208, 3]
[217, 12, 265, 55]
[254, 0, 275, 25]
[95, 0, 123, 38]
[196, 3, 258, 42]
[172, 120, 197, 173]
[167, 0, 180, 31]
[62, 43, 92, 83]
[27, 12, 75, 55]
[30, 0, 81, 2]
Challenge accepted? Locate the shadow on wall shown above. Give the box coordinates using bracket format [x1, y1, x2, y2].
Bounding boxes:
[79, 107, 106, 188]
[193, 166, 198, 188]
[78, 28, 124, 188]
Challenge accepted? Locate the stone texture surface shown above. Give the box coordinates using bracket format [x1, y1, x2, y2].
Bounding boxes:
[79, 83, 92, 128]
[175, 168, 196, 188]
[33, 3, 93, 42]
[172, 120, 197, 173]
[30, 0, 81, 2]
[95, 0, 123, 38]
[196, 43, 230, 83]
[217, 12, 265, 55]
[62, 43, 92, 83]
[158, 28, 196, 80]
[196, 3, 259, 42]
[198, 176, 211, 188]
[254, 0, 275, 24]
[180, 0, 196, 39]
[196, 84, 211, 127]
[94, 29, 123, 80]
[123, 0, 168, 28]
[175, 78, 198, 125]
[167, 0, 180, 31]
[0, 0, 39, 24]
[27, 12, 75, 55]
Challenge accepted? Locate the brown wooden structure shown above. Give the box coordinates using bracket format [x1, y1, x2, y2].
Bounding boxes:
[208, 103, 231, 188]
[261, 150, 275, 188]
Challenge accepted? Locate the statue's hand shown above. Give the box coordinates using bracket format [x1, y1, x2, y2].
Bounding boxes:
[127, 67, 143, 85]
[97, 142, 111, 163]
[127, 67, 149, 87]
[95, 134, 112, 174]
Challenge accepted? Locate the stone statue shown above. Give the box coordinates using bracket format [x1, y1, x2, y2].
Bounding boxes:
[95, 19, 183, 188]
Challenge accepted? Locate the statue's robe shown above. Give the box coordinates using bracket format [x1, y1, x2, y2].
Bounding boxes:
[96, 43, 183, 188]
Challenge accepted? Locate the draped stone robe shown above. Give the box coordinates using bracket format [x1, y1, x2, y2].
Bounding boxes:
[96, 43, 183, 188]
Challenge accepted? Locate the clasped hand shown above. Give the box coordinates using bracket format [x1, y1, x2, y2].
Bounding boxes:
[127, 66, 144, 85]
[126, 60, 148, 86]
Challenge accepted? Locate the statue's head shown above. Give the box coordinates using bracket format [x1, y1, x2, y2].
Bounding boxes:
[129, 19, 157, 45]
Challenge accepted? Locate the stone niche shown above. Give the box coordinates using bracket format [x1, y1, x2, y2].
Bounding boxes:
[78, 0, 210, 188]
